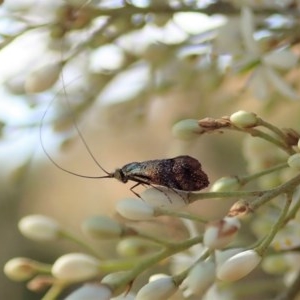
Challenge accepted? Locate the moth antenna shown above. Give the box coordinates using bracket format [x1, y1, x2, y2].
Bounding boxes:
[40, 55, 111, 178]
[60, 69, 111, 177]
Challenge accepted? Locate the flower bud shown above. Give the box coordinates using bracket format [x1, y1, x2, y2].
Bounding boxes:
[203, 217, 240, 250]
[210, 177, 240, 192]
[18, 215, 61, 241]
[64, 284, 112, 300]
[227, 200, 252, 218]
[230, 111, 258, 128]
[172, 119, 202, 140]
[135, 275, 177, 300]
[117, 237, 156, 257]
[4, 257, 39, 281]
[25, 62, 63, 93]
[181, 260, 215, 297]
[52, 253, 100, 281]
[288, 153, 300, 171]
[81, 215, 123, 239]
[142, 187, 188, 209]
[4, 74, 26, 95]
[216, 249, 261, 282]
[27, 275, 54, 292]
[116, 198, 155, 221]
[101, 271, 131, 295]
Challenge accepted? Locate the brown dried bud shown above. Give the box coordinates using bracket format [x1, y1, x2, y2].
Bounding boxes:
[27, 276, 54, 292]
[198, 117, 231, 132]
[282, 128, 300, 146]
[227, 200, 252, 218]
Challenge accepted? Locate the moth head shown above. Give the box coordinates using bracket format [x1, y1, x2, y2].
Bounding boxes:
[113, 169, 128, 183]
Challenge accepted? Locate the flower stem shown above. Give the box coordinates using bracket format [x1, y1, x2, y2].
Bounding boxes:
[255, 193, 292, 255]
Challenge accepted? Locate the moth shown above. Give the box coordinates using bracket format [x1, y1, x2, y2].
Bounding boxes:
[40, 81, 209, 198]
[41, 121, 209, 197]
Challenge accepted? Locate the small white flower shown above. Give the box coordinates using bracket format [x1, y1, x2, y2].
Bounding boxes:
[64, 284, 112, 300]
[101, 271, 129, 286]
[18, 215, 61, 241]
[230, 111, 258, 128]
[52, 253, 100, 282]
[210, 177, 240, 192]
[239, 7, 298, 100]
[172, 119, 202, 140]
[142, 187, 188, 209]
[4, 257, 39, 281]
[203, 217, 240, 250]
[181, 260, 215, 297]
[25, 61, 63, 93]
[203, 284, 233, 300]
[116, 237, 154, 257]
[216, 249, 262, 282]
[135, 276, 177, 300]
[116, 198, 155, 221]
[81, 215, 123, 239]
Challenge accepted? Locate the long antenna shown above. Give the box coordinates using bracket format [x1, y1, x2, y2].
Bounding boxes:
[40, 64, 112, 179]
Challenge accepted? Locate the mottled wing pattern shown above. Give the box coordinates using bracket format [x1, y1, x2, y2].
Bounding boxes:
[171, 156, 209, 191]
[121, 155, 209, 191]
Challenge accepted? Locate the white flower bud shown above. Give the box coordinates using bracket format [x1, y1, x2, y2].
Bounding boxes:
[210, 177, 240, 192]
[172, 119, 202, 140]
[52, 253, 100, 282]
[116, 198, 155, 221]
[142, 187, 188, 209]
[203, 217, 240, 249]
[230, 111, 258, 128]
[81, 215, 123, 239]
[25, 62, 63, 93]
[117, 238, 155, 257]
[288, 153, 300, 170]
[135, 276, 177, 300]
[64, 284, 112, 300]
[112, 292, 135, 300]
[101, 271, 129, 286]
[181, 260, 215, 297]
[217, 249, 261, 282]
[4, 258, 39, 281]
[297, 138, 300, 150]
[4, 74, 26, 95]
[18, 215, 61, 241]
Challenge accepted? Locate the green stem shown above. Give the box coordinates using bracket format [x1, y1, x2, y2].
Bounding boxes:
[250, 173, 300, 211]
[41, 282, 67, 300]
[189, 190, 266, 203]
[255, 193, 292, 256]
[106, 235, 203, 291]
[284, 191, 300, 223]
[238, 162, 288, 185]
[244, 128, 292, 154]
[60, 230, 103, 259]
[258, 118, 288, 144]
[172, 249, 210, 285]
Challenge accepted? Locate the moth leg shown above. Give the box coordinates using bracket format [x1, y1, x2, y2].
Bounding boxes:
[130, 182, 142, 198]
